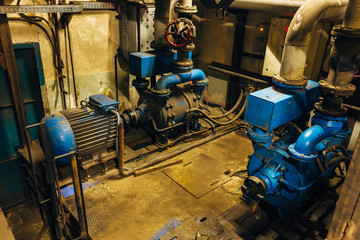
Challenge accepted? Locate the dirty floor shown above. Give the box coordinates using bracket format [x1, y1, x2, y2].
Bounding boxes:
[4, 129, 253, 240]
[64, 130, 253, 240]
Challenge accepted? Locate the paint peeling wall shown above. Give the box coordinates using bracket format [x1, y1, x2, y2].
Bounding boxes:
[6, 0, 130, 113]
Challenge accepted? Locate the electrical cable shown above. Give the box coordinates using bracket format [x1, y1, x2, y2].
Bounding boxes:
[189, 92, 248, 126]
[8, 18, 58, 69]
[66, 19, 78, 106]
[288, 121, 303, 134]
[210, 90, 244, 119]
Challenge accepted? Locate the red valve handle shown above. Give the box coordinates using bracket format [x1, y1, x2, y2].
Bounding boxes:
[165, 20, 192, 48]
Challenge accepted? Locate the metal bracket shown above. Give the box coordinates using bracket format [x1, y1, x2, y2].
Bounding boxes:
[0, 2, 116, 14]
[0, 3, 83, 13]
[74, 1, 116, 10]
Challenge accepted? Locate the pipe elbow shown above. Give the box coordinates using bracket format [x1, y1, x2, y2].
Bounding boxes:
[190, 69, 206, 83]
[155, 74, 181, 91]
[277, 0, 348, 85]
[294, 125, 328, 155]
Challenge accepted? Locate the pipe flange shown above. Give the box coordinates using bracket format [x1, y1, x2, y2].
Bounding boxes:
[151, 87, 171, 97]
[288, 144, 317, 162]
[273, 73, 308, 90]
[314, 102, 347, 117]
[132, 79, 149, 89]
[194, 78, 209, 87]
[332, 25, 360, 39]
[173, 59, 193, 68]
[319, 80, 356, 97]
[248, 128, 273, 143]
[174, 3, 197, 14]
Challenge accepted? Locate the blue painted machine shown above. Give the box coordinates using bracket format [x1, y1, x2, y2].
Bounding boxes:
[241, 81, 352, 215]
[40, 13, 209, 168]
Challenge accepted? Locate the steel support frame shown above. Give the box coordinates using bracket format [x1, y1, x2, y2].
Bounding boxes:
[0, 0, 28, 146]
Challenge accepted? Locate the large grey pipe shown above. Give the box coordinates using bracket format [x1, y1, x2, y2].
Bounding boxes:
[274, 0, 348, 87]
[343, 0, 360, 28]
[229, 0, 305, 13]
[321, 0, 360, 96]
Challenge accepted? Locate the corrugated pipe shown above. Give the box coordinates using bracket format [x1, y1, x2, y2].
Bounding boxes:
[275, 0, 348, 87]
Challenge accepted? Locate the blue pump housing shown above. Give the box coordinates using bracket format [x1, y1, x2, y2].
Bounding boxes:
[242, 81, 351, 215]
[245, 80, 319, 131]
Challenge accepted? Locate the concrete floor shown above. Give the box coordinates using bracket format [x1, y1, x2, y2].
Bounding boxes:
[64, 129, 253, 240]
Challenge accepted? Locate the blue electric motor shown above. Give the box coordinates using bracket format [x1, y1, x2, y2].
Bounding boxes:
[241, 81, 351, 215]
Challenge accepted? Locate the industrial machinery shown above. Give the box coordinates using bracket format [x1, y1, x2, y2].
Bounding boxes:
[38, 0, 248, 172]
[241, 0, 359, 216]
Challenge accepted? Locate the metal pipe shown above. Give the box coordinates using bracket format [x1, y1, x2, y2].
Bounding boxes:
[154, 69, 207, 91]
[228, 0, 348, 17]
[69, 154, 88, 237]
[322, 0, 360, 95]
[38, 123, 67, 239]
[208, 65, 270, 85]
[342, 0, 360, 28]
[277, 0, 348, 86]
[229, 0, 304, 12]
[118, 125, 238, 177]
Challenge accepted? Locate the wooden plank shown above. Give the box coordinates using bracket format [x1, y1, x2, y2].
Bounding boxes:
[327, 137, 360, 240]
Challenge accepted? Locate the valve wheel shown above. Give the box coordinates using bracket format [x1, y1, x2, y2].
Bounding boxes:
[165, 20, 193, 47]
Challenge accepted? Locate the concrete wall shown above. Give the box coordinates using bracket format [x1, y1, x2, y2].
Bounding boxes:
[7, 0, 130, 113]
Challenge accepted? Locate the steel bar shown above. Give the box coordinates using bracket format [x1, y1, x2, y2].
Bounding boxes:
[134, 159, 183, 176]
[53, 150, 76, 160]
[208, 65, 270, 85]
[24, 127, 46, 227]
[73, 1, 116, 10]
[344, 103, 360, 112]
[0, 4, 84, 14]
[69, 154, 88, 238]
[26, 122, 43, 129]
[38, 123, 67, 239]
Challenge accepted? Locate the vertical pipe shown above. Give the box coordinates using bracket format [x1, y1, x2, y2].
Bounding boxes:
[70, 154, 88, 237]
[117, 124, 126, 176]
[276, 0, 348, 87]
[115, 53, 119, 101]
[342, 0, 360, 28]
